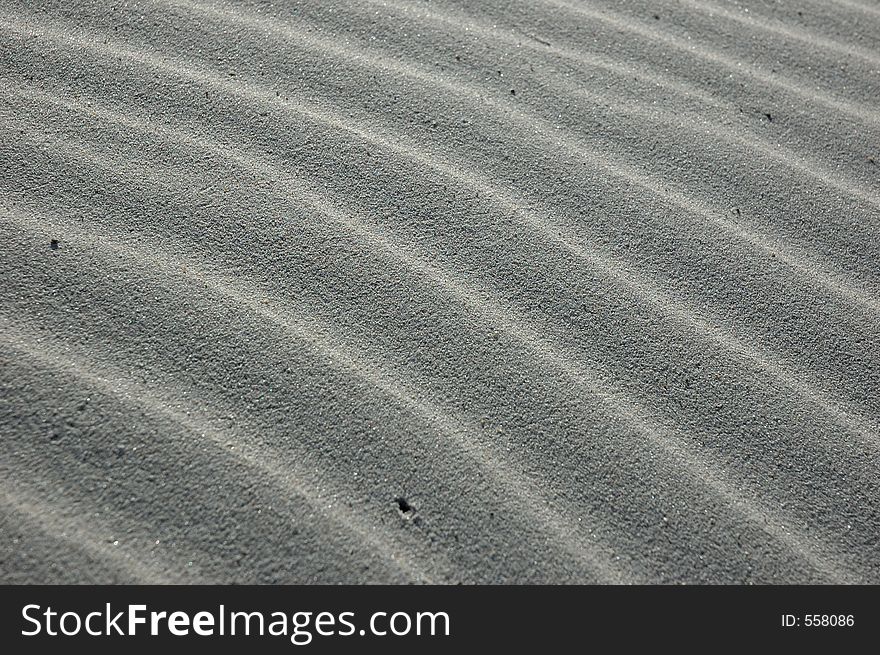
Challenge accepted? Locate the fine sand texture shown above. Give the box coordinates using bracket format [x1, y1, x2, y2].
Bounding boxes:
[1, 0, 879, 584]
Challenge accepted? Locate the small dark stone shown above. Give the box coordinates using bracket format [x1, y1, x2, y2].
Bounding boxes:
[653, 14, 660, 20]
[764, 112, 773, 121]
[510, 88, 516, 95]
[50, 239, 59, 250]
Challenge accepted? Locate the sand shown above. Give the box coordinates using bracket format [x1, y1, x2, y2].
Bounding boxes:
[1, 0, 878, 584]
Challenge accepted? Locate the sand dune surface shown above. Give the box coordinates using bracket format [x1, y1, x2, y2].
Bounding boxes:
[1, 0, 879, 584]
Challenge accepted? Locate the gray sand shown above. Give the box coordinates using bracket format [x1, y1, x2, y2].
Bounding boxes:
[1, 0, 879, 584]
